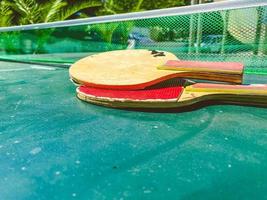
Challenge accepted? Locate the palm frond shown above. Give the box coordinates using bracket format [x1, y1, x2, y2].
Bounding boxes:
[12, 0, 40, 24]
[55, 0, 102, 21]
[42, 0, 67, 22]
[133, 0, 145, 12]
[103, 0, 117, 14]
[0, 0, 13, 27]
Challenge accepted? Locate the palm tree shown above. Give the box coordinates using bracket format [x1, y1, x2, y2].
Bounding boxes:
[0, 0, 102, 26]
[0, 0, 103, 53]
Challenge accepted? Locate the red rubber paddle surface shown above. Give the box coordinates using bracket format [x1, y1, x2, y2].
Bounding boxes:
[79, 85, 184, 100]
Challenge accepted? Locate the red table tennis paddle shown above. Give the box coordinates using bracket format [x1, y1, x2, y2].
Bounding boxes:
[76, 80, 267, 109]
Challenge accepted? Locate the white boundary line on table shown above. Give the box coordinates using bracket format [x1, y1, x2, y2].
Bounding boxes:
[0, 66, 56, 72]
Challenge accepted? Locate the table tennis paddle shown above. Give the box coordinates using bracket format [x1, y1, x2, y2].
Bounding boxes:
[69, 49, 244, 90]
[76, 80, 267, 109]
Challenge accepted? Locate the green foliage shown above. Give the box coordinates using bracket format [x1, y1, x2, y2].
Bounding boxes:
[0, 0, 187, 53]
[0, 1, 13, 27]
[112, 22, 134, 44]
[87, 23, 119, 43]
[102, 0, 144, 13]
[42, 0, 67, 23]
[86, 21, 134, 48]
[150, 27, 178, 42]
[12, 0, 40, 24]
[94, 0, 185, 44]
[97, 0, 185, 15]
[142, 0, 185, 10]
[0, 0, 186, 26]
[0, 0, 103, 53]
[53, 0, 102, 22]
[0, 32, 21, 53]
[0, 0, 103, 26]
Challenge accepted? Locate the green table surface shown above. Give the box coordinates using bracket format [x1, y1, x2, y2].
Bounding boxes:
[0, 61, 267, 200]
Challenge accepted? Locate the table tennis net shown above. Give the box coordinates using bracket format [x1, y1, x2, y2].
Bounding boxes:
[0, 2, 266, 74]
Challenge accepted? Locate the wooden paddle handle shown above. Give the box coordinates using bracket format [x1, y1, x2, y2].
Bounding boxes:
[187, 83, 267, 95]
[158, 60, 244, 75]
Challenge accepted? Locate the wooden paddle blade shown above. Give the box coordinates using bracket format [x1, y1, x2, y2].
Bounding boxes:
[70, 49, 243, 90]
[158, 60, 244, 75]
